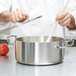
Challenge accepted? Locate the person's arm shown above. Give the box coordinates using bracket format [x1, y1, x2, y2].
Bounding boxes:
[56, 11, 76, 29]
[0, 8, 29, 23]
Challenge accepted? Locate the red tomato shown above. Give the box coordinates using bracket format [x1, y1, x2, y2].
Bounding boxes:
[0, 44, 9, 56]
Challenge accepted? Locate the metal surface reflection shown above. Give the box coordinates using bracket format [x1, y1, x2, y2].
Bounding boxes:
[15, 63, 63, 76]
[0, 55, 9, 63]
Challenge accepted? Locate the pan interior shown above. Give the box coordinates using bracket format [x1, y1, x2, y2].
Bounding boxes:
[16, 36, 63, 42]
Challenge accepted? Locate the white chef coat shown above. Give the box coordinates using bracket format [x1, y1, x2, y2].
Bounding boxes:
[0, 0, 76, 38]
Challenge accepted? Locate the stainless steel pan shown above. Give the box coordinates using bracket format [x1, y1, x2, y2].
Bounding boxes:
[15, 36, 74, 65]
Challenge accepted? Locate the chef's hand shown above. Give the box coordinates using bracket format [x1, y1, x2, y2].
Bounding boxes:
[56, 11, 76, 29]
[0, 8, 29, 23]
[11, 8, 29, 23]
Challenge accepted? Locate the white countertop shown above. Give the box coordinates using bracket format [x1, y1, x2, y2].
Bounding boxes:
[0, 46, 76, 76]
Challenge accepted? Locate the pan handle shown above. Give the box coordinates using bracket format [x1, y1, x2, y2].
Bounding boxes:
[65, 39, 74, 47]
[56, 39, 74, 49]
[7, 35, 17, 45]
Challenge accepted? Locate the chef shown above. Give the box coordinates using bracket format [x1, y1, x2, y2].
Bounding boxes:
[0, 0, 76, 38]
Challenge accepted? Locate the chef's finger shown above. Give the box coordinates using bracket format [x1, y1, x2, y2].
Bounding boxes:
[16, 8, 23, 20]
[21, 8, 29, 19]
[13, 11, 19, 21]
[56, 11, 69, 20]
[10, 12, 17, 23]
[59, 18, 71, 26]
[59, 13, 71, 23]
[21, 8, 26, 18]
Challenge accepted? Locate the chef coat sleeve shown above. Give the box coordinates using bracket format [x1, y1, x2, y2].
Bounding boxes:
[64, 0, 76, 35]
[0, 0, 12, 30]
[0, 0, 12, 13]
